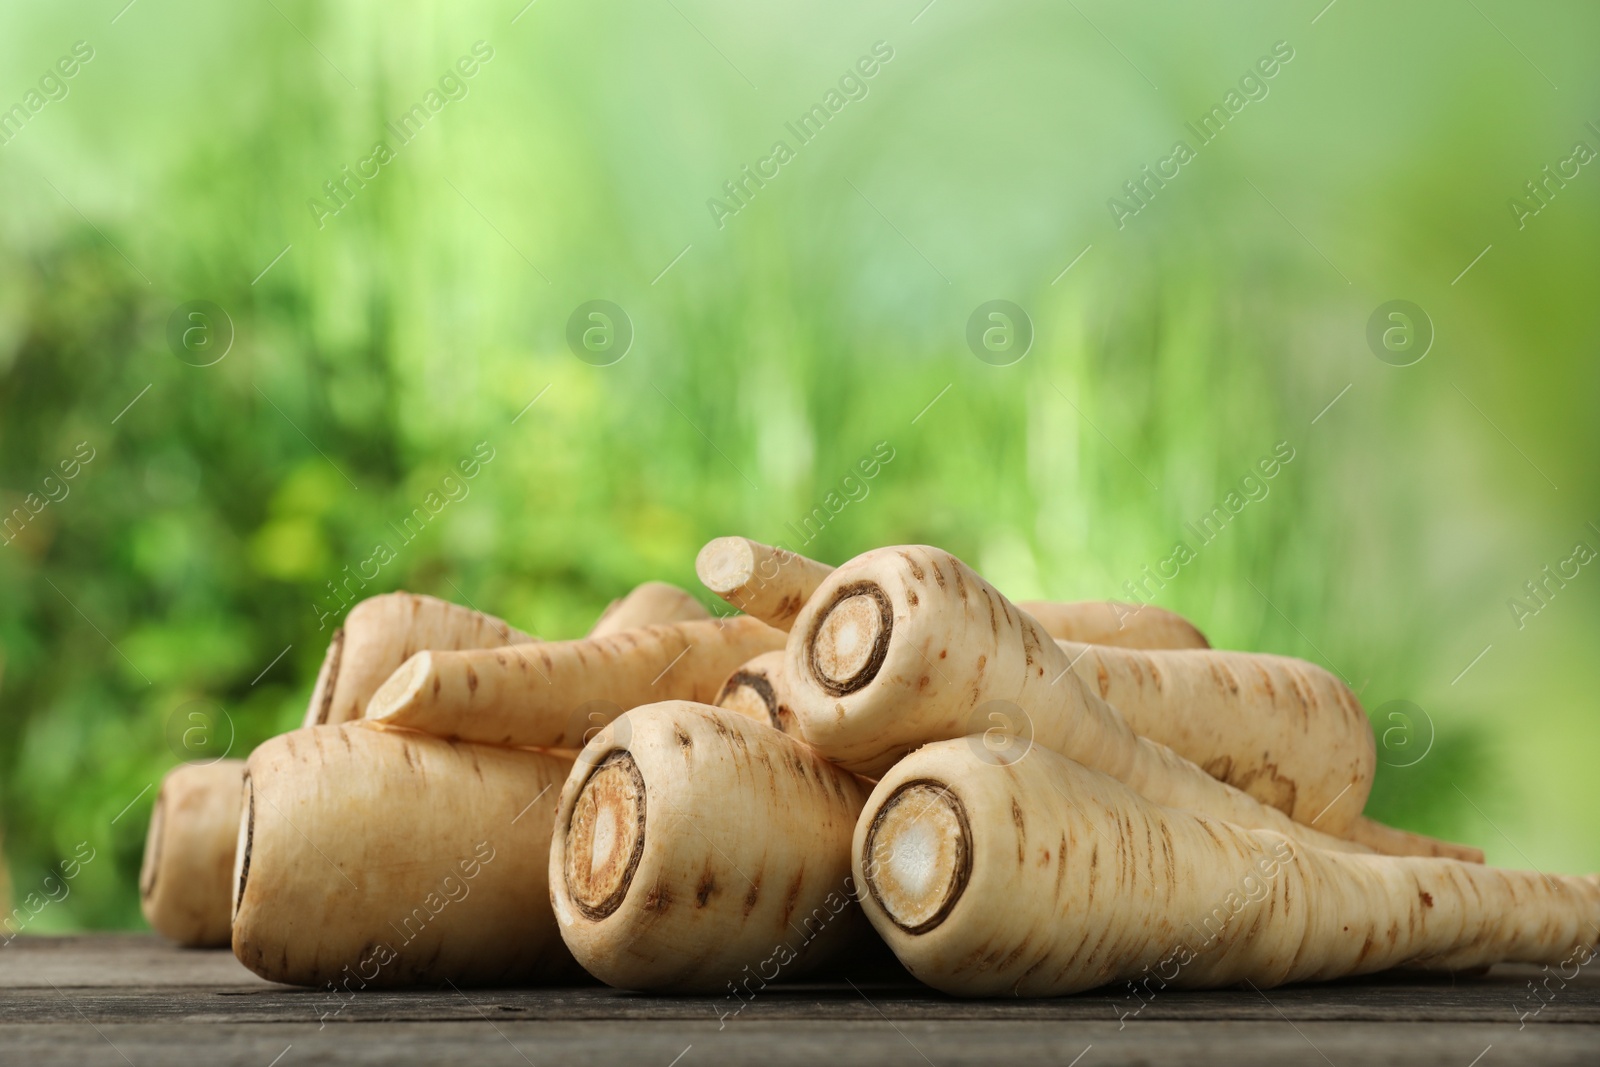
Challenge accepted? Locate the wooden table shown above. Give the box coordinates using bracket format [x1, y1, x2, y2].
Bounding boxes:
[2, 934, 1595, 1065]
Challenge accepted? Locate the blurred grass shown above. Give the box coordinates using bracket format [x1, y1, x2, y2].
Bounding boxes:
[0, 0, 1596, 929]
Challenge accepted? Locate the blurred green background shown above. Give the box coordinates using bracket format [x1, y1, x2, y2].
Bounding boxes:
[1, 0, 1595, 930]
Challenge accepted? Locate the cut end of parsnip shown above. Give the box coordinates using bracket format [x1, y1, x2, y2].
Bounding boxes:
[861, 779, 971, 935]
[142, 759, 248, 948]
[564, 751, 647, 921]
[365, 651, 431, 720]
[808, 583, 892, 696]
[696, 536, 834, 631]
[232, 774, 253, 923]
[138, 792, 164, 900]
[716, 669, 780, 729]
[307, 627, 345, 726]
[695, 537, 759, 595]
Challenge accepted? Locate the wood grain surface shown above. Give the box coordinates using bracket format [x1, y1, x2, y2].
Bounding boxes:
[1, 934, 1594, 1065]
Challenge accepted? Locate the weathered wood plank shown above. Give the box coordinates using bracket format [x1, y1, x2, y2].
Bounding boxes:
[4, 935, 1595, 1023]
[2, 968, 1596, 1027]
[2, 1020, 1596, 1067]
[0, 934, 275, 989]
[1, 934, 1595, 1066]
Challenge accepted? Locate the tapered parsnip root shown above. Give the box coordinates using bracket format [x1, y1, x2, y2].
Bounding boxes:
[306, 592, 532, 727]
[366, 617, 783, 747]
[233, 723, 574, 988]
[854, 740, 1600, 996]
[550, 702, 871, 992]
[714, 650, 797, 734]
[696, 537, 835, 631]
[696, 537, 1215, 648]
[139, 760, 246, 947]
[1053, 630, 1479, 862]
[1051, 640, 1374, 826]
[1020, 600, 1210, 650]
[769, 545, 1467, 860]
[589, 581, 709, 638]
[786, 546, 1371, 852]
[1345, 816, 1484, 864]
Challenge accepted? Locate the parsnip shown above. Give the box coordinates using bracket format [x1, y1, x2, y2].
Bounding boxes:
[713, 650, 796, 735]
[306, 592, 532, 727]
[1344, 816, 1483, 863]
[854, 739, 1600, 996]
[1020, 600, 1209, 650]
[233, 722, 573, 988]
[776, 545, 1470, 860]
[1058, 642, 1478, 860]
[696, 537, 835, 632]
[549, 701, 870, 993]
[139, 760, 245, 947]
[785, 546, 1374, 852]
[696, 537, 1214, 651]
[589, 581, 709, 637]
[1053, 640, 1371, 826]
[366, 617, 784, 748]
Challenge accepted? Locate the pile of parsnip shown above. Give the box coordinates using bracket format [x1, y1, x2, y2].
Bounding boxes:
[140, 539, 1600, 998]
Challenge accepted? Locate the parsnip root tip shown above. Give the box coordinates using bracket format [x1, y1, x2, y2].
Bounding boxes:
[861, 779, 971, 935]
[808, 582, 893, 697]
[564, 751, 647, 921]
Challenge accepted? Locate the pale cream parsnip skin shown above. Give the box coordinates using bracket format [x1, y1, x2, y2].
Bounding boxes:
[780, 544, 1473, 861]
[589, 581, 710, 637]
[854, 740, 1600, 997]
[306, 592, 532, 728]
[696, 537, 836, 632]
[784, 546, 1371, 852]
[365, 616, 784, 747]
[696, 536, 1214, 650]
[1343, 816, 1482, 862]
[1052, 639, 1375, 826]
[550, 702, 870, 993]
[140, 759, 246, 947]
[233, 723, 574, 988]
[1018, 599, 1210, 650]
[1054, 642, 1480, 861]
